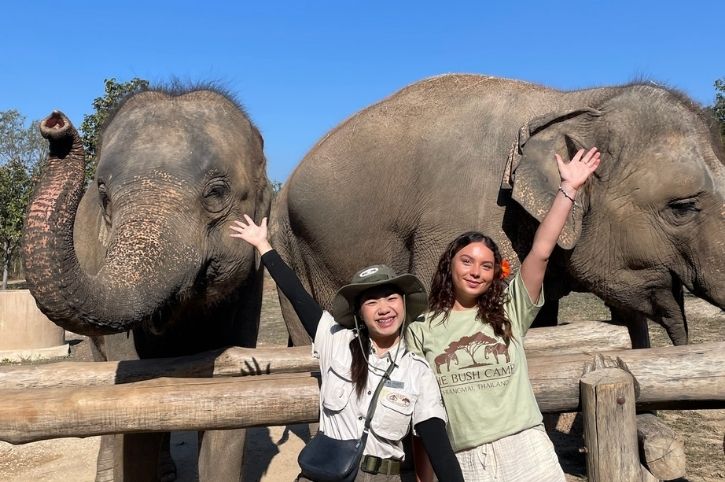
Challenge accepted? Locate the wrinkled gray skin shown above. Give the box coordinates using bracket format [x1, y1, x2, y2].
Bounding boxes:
[272, 74, 724, 349]
[22, 88, 271, 481]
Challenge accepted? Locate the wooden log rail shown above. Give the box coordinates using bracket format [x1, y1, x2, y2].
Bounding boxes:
[0, 345, 317, 390]
[0, 342, 722, 444]
[0, 373, 321, 444]
[531, 341, 725, 412]
[0, 321, 628, 390]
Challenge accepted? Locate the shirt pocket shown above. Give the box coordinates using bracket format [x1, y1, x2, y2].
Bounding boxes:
[321, 359, 354, 413]
[371, 390, 417, 441]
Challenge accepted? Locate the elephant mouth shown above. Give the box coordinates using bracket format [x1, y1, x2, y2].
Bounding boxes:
[143, 270, 220, 335]
[144, 281, 202, 335]
[145, 298, 179, 335]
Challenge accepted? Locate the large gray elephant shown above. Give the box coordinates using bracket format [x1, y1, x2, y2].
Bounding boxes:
[271, 74, 724, 349]
[22, 87, 271, 481]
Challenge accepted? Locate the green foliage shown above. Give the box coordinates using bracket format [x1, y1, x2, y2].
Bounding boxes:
[0, 110, 48, 288]
[713, 78, 725, 140]
[80, 77, 149, 182]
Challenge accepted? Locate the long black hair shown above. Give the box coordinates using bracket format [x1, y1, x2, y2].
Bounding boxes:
[429, 231, 513, 345]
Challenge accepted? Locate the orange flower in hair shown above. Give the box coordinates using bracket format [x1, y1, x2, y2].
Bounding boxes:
[500, 259, 511, 279]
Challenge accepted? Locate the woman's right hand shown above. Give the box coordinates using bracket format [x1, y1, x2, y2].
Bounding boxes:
[229, 215, 273, 255]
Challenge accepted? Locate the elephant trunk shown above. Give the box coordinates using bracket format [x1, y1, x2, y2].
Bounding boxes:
[685, 201, 725, 312]
[22, 112, 194, 335]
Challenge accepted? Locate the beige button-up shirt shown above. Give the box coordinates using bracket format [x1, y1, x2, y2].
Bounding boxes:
[312, 311, 447, 460]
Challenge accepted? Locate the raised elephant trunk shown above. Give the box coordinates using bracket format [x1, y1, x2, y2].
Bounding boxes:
[22, 112, 187, 335]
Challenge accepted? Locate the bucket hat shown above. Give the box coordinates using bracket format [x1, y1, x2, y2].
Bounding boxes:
[332, 264, 427, 329]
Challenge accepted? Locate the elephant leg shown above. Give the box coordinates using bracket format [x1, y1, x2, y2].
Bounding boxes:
[609, 305, 650, 349]
[198, 428, 246, 482]
[115, 432, 167, 482]
[157, 432, 177, 482]
[89, 335, 108, 361]
[95, 434, 118, 482]
[278, 288, 311, 347]
[531, 299, 562, 433]
[531, 298, 559, 328]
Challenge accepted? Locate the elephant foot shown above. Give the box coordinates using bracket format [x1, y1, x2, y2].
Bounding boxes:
[157, 456, 177, 482]
[198, 428, 246, 481]
[95, 434, 117, 482]
[158, 432, 177, 482]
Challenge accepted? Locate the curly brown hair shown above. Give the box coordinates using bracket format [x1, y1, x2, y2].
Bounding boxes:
[429, 231, 514, 345]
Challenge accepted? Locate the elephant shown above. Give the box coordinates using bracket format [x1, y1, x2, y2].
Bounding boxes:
[484, 343, 510, 364]
[22, 86, 272, 481]
[434, 349, 459, 374]
[270, 74, 724, 349]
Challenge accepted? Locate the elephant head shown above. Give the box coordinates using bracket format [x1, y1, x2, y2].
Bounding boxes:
[22, 88, 271, 337]
[506, 85, 725, 345]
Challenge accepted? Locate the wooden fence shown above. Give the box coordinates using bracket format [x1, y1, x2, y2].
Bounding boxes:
[0, 322, 722, 482]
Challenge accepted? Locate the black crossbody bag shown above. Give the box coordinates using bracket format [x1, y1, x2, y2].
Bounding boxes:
[298, 360, 396, 482]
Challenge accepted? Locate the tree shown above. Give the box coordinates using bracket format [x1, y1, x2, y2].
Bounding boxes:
[712, 78, 725, 142]
[0, 110, 48, 289]
[80, 77, 149, 182]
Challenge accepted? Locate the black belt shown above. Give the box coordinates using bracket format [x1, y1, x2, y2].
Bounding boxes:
[360, 455, 401, 475]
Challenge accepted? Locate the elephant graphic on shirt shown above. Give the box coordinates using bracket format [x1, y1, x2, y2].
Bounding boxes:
[484, 343, 510, 364]
[434, 349, 460, 373]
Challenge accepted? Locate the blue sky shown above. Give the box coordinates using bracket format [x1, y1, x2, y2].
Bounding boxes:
[2, 1, 723, 182]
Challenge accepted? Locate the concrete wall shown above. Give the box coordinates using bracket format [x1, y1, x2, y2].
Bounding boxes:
[0, 290, 66, 355]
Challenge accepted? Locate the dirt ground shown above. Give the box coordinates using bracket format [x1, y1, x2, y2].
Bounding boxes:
[1, 278, 723, 481]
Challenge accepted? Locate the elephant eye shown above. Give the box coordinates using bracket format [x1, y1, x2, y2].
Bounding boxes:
[202, 179, 231, 214]
[665, 197, 700, 225]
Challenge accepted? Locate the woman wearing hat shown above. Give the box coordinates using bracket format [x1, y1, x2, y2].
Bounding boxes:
[406, 147, 601, 481]
[230, 215, 464, 482]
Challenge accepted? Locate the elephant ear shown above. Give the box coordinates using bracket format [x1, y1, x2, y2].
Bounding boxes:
[254, 180, 273, 225]
[504, 108, 601, 250]
[251, 130, 273, 271]
[74, 184, 111, 274]
[249, 126, 272, 226]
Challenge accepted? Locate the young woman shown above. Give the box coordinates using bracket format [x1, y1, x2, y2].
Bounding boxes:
[406, 147, 601, 481]
[230, 216, 464, 482]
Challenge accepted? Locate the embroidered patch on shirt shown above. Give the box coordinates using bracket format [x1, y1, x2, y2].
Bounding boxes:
[386, 392, 411, 408]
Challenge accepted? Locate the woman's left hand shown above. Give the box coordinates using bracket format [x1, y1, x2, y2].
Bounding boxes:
[556, 147, 601, 191]
[229, 215, 273, 254]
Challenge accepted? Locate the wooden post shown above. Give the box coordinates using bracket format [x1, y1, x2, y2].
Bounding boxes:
[581, 367, 640, 482]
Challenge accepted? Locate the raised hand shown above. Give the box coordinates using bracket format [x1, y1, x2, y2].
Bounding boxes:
[229, 215, 272, 254]
[556, 147, 601, 192]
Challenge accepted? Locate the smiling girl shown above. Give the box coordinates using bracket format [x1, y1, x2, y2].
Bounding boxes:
[406, 147, 601, 481]
[230, 216, 463, 481]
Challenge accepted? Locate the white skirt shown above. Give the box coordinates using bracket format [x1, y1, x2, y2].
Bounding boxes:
[455, 425, 565, 482]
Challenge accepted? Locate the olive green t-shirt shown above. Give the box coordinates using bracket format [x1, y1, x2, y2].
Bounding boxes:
[405, 272, 544, 452]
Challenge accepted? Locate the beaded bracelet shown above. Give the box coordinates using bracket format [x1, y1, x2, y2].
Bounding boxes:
[558, 186, 576, 203]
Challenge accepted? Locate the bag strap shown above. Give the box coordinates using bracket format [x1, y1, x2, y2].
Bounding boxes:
[362, 357, 396, 434]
